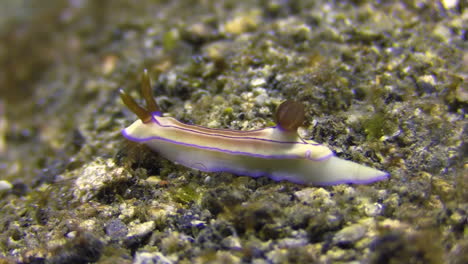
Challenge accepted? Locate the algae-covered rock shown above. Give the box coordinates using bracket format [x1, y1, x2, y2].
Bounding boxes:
[72, 158, 133, 203]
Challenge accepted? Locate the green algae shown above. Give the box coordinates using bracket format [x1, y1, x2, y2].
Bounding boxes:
[169, 183, 201, 205]
[363, 112, 399, 141]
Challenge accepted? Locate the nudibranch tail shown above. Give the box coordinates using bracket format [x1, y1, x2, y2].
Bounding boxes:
[304, 156, 389, 185]
[121, 70, 389, 186]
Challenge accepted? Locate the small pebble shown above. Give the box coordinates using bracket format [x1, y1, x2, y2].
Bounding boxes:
[126, 221, 155, 239]
[134, 252, 173, 264]
[105, 219, 128, 239]
[333, 224, 367, 246]
[441, 0, 458, 9]
[0, 180, 12, 192]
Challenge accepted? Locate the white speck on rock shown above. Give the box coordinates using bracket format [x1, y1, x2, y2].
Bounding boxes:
[250, 78, 266, 87]
[0, 180, 12, 192]
[364, 202, 383, 217]
[133, 252, 174, 264]
[221, 236, 242, 250]
[418, 74, 436, 86]
[126, 221, 155, 239]
[441, 0, 458, 9]
[294, 187, 335, 207]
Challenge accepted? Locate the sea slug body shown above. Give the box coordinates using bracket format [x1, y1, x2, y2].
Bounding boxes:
[120, 70, 389, 185]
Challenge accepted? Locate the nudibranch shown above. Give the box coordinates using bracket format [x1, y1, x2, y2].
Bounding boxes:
[120, 70, 389, 185]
